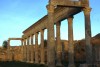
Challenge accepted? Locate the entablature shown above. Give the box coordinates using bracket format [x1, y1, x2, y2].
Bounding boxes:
[49, 0, 88, 7]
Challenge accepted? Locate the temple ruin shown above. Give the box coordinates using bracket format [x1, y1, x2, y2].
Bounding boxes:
[3, 0, 100, 67]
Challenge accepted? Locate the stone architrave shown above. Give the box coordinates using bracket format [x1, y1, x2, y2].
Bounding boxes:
[35, 33, 39, 63]
[40, 30, 45, 64]
[67, 16, 75, 67]
[46, 4, 56, 67]
[56, 22, 62, 67]
[83, 7, 93, 64]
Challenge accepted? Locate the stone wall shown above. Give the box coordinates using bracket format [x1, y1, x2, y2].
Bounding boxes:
[0, 46, 22, 61]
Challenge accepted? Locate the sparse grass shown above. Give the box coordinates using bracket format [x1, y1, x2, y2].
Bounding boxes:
[0, 61, 47, 67]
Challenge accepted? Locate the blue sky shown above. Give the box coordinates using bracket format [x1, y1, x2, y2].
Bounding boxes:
[0, 0, 100, 46]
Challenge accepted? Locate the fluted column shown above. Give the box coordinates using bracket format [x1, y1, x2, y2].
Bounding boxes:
[56, 22, 62, 67]
[46, 5, 55, 67]
[40, 30, 45, 64]
[24, 39, 27, 61]
[30, 35, 34, 63]
[83, 7, 92, 64]
[27, 37, 30, 62]
[67, 16, 75, 67]
[35, 32, 39, 63]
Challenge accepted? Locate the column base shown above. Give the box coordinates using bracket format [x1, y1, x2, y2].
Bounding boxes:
[68, 64, 75, 67]
[35, 61, 39, 64]
[21, 60, 24, 62]
[56, 62, 62, 67]
[26, 61, 30, 63]
[30, 61, 34, 63]
[40, 62, 45, 64]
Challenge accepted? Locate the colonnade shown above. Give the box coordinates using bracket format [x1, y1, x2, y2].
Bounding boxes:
[22, 30, 46, 64]
[7, 0, 93, 67]
[21, 7, 92, 67]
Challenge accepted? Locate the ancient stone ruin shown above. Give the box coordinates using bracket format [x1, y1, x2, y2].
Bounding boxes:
[1, 0, 100, 67]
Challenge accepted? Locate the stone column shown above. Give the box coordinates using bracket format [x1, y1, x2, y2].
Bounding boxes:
[30, 35, 34, 63]
[46, 5, 56, 67]
[27, 37, 30, 62]
[24, 39, 27, 61]
[67, 16, 75, 67]
[40, 29, 45, 64]
[35, 32, 39, 63]
[56, 22, 62, 67]
[83, 7, 92, 64]
[7, 40, 10, 61]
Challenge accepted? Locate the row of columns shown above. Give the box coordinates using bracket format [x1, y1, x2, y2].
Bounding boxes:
[22, 30, 45, 64]
[20, 5, 92, 67]
[7, 6, 92, 67]
[21, 15, 74, 67]
[21, 7, 92, 67]
[46, 4, 92, 67]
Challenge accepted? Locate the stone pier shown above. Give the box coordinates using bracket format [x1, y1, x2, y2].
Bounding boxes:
[47, 4, 56, 67]
[56, 22, 62, 67]
[67, 16, 75, 67]
[35, 33, 39, 63]
[30, 35, 34, 63]
[83, 7, 93, 64]
[40, 30, 45, 64]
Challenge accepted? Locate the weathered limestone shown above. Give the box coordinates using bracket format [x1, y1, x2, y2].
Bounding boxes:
[24, 39, 27, 61]
[49, 0, 82, 7]
[21, 39, 24, 61]
[40, 30, 45, 64]
[83, 7, 93, 64]
[7, 40, 10, 61]
[30, 35, 34, 63]
[47, 4, 56, 67]
[7, 0, 95, 67]
[56, 22, 62, 67]
[35, 33, 39, 63]
[27, 37, 30, 62]
[9, 38, 22, 40]
[7, 38, 22, 61]
[67, 16, 75, 67]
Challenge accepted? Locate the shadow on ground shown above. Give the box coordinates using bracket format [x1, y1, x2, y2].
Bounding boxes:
[0, 61, 47, 67]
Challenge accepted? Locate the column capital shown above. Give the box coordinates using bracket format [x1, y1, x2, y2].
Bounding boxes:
[35, 32, 39, 35]
[23, 38, 26, 41]
[56, 22, 61, 27]
[46, 4, 55, 13]
[40, 29, 44, 32]
[67, 16, 74, 24]
[83, 7, 92, 14]
[67, 16, 74, 20]
[30, 34, 34, 38]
